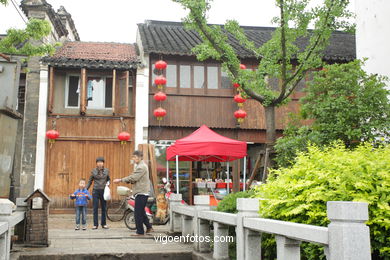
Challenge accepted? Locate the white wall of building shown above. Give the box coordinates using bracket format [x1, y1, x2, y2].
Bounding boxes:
[135, 29, 150, 147]
[355, 0, 390, 87]
[34, 65, 48, 190]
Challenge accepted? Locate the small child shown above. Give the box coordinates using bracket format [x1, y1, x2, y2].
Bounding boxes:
[70, 178, 91, 230]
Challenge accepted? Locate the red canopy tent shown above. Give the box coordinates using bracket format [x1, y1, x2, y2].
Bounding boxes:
[166, 125, 247, 162]
[166, 125, 248, 194]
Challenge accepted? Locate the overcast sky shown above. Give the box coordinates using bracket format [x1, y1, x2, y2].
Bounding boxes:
[0, 0, 355, 43]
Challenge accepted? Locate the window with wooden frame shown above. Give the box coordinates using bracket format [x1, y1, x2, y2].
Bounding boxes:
[65, 75, 80, 108]
[150, 59, 233, 96]
[65, 74, 113, 109]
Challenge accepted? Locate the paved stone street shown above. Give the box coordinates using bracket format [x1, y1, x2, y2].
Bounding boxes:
[11, 214, 193, 259]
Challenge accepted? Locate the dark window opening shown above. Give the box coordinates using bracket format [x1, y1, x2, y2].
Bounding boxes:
[68, 76, 79, 107]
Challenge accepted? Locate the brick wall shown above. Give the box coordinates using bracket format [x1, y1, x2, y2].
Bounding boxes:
[25, 193, 49, 246]
[19, 56, 40, 197]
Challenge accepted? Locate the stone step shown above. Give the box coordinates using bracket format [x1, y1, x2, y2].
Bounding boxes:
[15, 251, 192, 260]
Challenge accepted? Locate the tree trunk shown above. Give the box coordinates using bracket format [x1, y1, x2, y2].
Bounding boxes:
[263, 105, 276, 182]
[264, 105, 276, 146]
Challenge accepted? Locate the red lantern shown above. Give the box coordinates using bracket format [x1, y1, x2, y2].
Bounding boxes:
[233, 82, 240, 88]
[46, 129, 59, 145]
[154, 107, 167, 121]
[234, 94, 247, 107]
[154, 76, 167, 88]
[118, 131, 131, 145]
[240, 64, 247, 70]
[154, 91, 167, 102]
[155, 60, 167, 70]
[234, 109, 247, 123]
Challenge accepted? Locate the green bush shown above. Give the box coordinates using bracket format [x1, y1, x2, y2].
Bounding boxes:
[275, 125, 322, 168]
[255, 142, 390, 259]
[216, 190, 255, 213]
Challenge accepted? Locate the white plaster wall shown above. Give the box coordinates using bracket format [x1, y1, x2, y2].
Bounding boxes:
[135, 29, 150, 147]
[135, 66, 150, 148]
[355, 0, 390, 87]
[34, 65, 48, 190]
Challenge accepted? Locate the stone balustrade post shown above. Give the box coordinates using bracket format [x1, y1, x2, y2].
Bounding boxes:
[181, 215, 192, 241]
[213, 222, 229, 260]
[276, 235, 301, 260]
[193, 195, 210, 252]
[198, 218, 211, 253]
[169, 193, 182, 233]
[0, 222, 9, 260]
[0, 199, 15, 260]
[327, 201, 371, 260]
[236, 198, 260, 260]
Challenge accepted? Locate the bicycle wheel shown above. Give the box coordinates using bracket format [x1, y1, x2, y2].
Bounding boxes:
[107, 199, 126, 222]
[124, 210, 136, 230]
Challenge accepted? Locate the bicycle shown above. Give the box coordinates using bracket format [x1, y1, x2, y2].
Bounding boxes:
[106, 187, 131, 222]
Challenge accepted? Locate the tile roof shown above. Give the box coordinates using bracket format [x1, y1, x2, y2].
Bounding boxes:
[138, 20, 356, 62]
[42, 41, 139, 69]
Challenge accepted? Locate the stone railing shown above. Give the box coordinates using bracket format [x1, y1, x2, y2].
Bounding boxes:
[0, 199, 26, 260]
[169, 194, 371, 260]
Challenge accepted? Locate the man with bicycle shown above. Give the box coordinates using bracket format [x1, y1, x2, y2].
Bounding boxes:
[113, 150, 153, 235]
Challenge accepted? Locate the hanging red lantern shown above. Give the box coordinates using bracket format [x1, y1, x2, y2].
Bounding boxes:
[154, 91, 167, 102]
[154, 76, 167, 89]
[234, 109, 247, 123]
[46, 129, 59, 145]
[154, 107, 167, 121]
[117, 131, 131, 145]
[240, 64, 247, 70]
[233, 82, 240, 88]
[155, 60, 167, 70]
[234, 94, 247, 107]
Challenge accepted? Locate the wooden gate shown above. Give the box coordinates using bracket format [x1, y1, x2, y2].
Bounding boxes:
[44, 117, 134, 208]
[44, 140, 133, 208]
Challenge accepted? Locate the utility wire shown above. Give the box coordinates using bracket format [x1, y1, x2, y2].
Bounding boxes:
[7, 0, 49, 45]
[10, 0, 27, 24]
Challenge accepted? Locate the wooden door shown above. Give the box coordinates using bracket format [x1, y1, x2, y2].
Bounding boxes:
[44, 140, 133, 208]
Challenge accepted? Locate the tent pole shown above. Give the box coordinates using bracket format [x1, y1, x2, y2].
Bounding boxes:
[176, 155, 179, 194]
[166, 160, 169, 182]
[243, 156, 247, 191]
[227, 161, 230, 194]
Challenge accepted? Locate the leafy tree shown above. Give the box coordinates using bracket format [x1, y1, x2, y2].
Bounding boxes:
[255, 142, 390, 259]
[0, 19, 55, 57]
[301, 59, 390, 144]
[173, 0, 353, 149]
[275, 60, 390, 167]
[0, 0, 56, 57]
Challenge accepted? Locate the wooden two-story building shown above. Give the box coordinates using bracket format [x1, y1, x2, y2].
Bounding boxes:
[42, 42, 139, 208]
[135, 20, 356, 202]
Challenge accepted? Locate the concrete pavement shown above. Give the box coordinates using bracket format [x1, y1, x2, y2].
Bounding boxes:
[11, 214, 193, 259]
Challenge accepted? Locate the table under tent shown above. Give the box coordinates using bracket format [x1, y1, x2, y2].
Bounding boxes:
[165, 125, 248, 205]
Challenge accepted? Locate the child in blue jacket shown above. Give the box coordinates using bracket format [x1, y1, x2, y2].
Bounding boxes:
[70, 178, 91, 230]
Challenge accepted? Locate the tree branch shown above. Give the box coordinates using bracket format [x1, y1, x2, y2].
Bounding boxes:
[275, 0, 288, 105]
[281, 0, 335, 101]
[193, 17, 266, 103]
